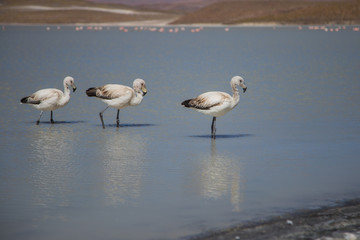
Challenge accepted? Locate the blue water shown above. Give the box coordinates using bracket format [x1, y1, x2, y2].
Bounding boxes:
[1, 25, 360, 240]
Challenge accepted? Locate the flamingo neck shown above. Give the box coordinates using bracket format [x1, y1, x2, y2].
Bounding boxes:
[130, 90, 143, 106]
[57, 84, 71, 106]
[232, 86, 240, 106]
[63, 83, 70, 96]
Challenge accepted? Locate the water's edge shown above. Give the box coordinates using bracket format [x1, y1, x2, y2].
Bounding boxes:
[189, 199, 360, 240]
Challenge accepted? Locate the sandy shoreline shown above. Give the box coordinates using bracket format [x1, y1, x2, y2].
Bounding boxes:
[189, 199, 360, 240]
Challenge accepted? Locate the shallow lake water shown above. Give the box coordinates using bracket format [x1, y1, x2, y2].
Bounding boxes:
[1, 25, 360, 240]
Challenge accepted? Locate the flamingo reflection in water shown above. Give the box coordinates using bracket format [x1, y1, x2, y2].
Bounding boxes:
[195, 139, 244, 212]
[29, 127, 76, 208]
[101, 132, 147, 205]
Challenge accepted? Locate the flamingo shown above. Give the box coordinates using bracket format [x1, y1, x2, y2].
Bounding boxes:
[86, 78, 147, 129]
[20, 76, 77, 125]
[181, 76, 247, 138]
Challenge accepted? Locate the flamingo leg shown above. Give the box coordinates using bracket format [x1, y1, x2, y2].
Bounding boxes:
[211, 117, 216, 139]
[50, 111, 55, 124]
[116, 110, 120, 128]
[99, 106, 109, 129]
[36, 111, 44, 125]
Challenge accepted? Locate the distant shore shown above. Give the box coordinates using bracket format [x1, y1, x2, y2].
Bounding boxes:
[1, 0, 359, 27]
[190, 199, 360, 240]
[2, 21, 359, 27]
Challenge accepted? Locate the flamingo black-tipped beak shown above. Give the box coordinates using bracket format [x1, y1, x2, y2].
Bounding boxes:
[243, 87, 247, 93]
[142, 86, 147, 96]
[72, 83, 77, 92]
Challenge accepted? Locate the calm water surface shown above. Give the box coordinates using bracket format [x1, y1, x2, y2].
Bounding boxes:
[1, 25, 360, 240]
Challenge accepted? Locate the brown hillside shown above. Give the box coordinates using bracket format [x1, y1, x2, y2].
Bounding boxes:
[171, 0, 360, 25]
[0, 10, 140, 24]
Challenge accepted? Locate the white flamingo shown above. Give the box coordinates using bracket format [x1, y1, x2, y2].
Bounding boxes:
[20, 76, 77, 125]
[181, 76, 247, 138]
[86, 78, 147, 128]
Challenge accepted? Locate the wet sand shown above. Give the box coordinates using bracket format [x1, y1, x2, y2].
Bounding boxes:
[190, 199, 360, 240]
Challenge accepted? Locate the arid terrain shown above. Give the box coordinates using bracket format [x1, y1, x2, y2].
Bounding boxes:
[0, 0, 359, 25]
[173, 0, 360, 25]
